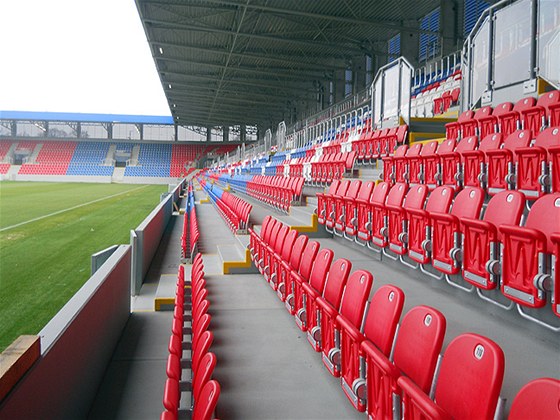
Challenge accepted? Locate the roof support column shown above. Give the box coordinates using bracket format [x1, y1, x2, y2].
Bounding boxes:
[440, 0, 459, 56]
[223, 126, 229, 142]
[400, 20, 421, 67]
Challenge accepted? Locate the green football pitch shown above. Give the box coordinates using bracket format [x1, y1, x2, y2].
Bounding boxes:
[0, 181, 167, 352]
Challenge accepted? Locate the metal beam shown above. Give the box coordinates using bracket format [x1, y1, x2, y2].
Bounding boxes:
[156, 55, 326, 81]
[167, 94, 289, 108]
[150, 40, 350, 70]
[162, 71, 315, 93]
[140, 0, 438, 35]
[144, 18, 368, 54]
[166, 84, 314, 101]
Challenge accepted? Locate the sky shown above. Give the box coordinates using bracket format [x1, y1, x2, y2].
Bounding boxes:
[0, 0, 171, 116]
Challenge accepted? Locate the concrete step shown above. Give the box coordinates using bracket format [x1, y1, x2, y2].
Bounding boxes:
[217, 234, 256, 275]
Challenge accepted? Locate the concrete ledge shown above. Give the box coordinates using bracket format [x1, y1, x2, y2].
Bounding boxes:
[0, 336, 40, 401]
[154, 297, 175, 311]
[290, 212, 318, 233]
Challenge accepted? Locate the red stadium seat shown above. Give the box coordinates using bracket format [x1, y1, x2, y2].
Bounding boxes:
[276, 234, 308, 301]
[509, 377, 560, 420]
[356, 182, 389, 245]
[344, 180, 375, 239]
[462, 191, 525, 292]
[386, 184, 429, 256]
[370, 183, 408, 249]
[294, 248, 334, 331]
[301, 258, 351, 337]
[398, 333, 505, 420]
[406, 186, 454, 265]
[321, 270, 373, 376]
[285, 240, 320, 314]
[340, 284, 404, 411]
[192, 380, 220, 420]
[430, 187, 484, 276]
[362, 306, 446, 420]
[515, 126, 560, 199]
[500, 193, 560, 314]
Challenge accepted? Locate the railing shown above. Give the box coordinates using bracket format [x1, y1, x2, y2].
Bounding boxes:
[462, 0, 559, 110]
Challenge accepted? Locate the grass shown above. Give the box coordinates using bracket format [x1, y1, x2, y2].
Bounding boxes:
[0, 181, 167, 351]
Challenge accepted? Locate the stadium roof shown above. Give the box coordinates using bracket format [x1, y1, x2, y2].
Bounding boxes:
[0, 110, 174, 125]
[135, 0, 442, 128]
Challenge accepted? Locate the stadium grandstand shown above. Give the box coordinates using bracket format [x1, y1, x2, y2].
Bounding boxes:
[1, 0, 559, 419]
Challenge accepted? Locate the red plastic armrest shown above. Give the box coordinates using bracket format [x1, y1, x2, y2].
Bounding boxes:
[499, 225, 547, 244]
[397, 376, 451, 420]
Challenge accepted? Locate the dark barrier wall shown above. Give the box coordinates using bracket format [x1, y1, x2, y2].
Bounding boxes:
[132, 195, 172, 294]
[131, 180, 185, 295]
[0, 245, 131, 419]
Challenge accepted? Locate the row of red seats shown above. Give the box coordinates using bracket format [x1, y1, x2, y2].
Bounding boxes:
[382, 127, 560, 199]
[307, 151, 357, 186]
[181, 183, 199, 262]
[433, 87, 460, 115]
[0, 163, 11, 174]
[216, 191, 252, 232]
[248, 216, 560, 418]
[446, 90, 560, 141]
[199, 177, 252, 233]
[319, 179, 560, 327]
[162, 255, 220, 420]
[246, 175, 304, 213]
[352, 125, 409, 164]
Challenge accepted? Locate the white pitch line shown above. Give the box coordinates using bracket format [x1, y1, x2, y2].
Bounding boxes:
[0, 185, 150, 232]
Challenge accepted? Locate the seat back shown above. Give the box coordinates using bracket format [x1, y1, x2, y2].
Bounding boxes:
[322, 258, 352, 307]
[298, 240, 320, 279]
[338, 270, 374, 327]
[289, 234, 308, 272]
[478, 132, 504, 152]
[356, 180, 375, 201]
[394, 144, 408, 157]
[457, 110, 475, 123]
[345, 179, 362, 199]
[386, 183, 408, 207]
[502, 129, 532, 154]
[426, 185, 453, 213]
[192, 352, 217, 403]
[370, 181, 390, 204]
[491, 101, 513, 117]
[474, 106, 492, 120]
[403, 185, 428, 210]
[392, 306, 446, 393]
[522, 193, 560, 253]
[449, 187, 484, 218]
[436, 138, 456, 154]
[405, 142, 423, 157]
[514, 96, 537, 112]
[482, 190, 525, 232]
[534, 126, 560, 149]
[509, 377, 560, 420]
[163, 378, 179, 415]
[434, 333, 504, 419]
[420, 140, 438, 157]
[362, 285, 405, 356]
[456, 135, 478, 154]
[192, 380, 221, 420]
[326, 179, 341, 195]
[307, 248, 334, 292]
[280, 229, 299, 262]
[273, 224, 290, 253]
[266, 219, 282, 246]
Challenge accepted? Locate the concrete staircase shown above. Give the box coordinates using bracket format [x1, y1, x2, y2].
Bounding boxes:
[25, 143, 42, 164]
[104, 144, 116, 165]
[111, 167, 126, 183]
[2, 143, 18, 163]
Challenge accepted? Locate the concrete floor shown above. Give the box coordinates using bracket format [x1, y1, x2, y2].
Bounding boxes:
[88, 186, 560, 419]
